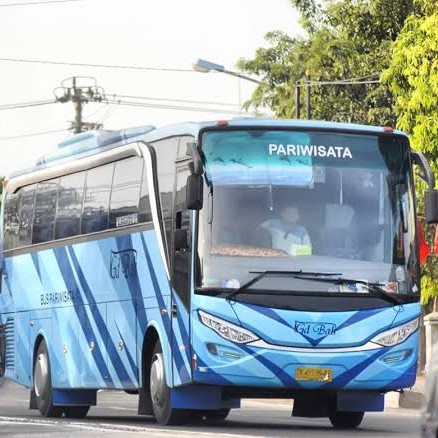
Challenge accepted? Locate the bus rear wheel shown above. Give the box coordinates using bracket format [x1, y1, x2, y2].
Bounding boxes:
[329, 411, 364, 429]
[149, 341, 187, 425]
[34, 340, 63, 418]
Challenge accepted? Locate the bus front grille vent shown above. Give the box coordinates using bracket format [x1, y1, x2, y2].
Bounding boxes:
[5, 318, 14, 369]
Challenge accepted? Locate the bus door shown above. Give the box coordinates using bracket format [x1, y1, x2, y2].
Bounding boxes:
[170, 160, 192, 386]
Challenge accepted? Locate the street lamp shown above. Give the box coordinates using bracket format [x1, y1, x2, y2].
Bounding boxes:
[192, 58, 262, 84]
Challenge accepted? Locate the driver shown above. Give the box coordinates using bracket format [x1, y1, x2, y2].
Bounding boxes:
[261, 205, 312, 255]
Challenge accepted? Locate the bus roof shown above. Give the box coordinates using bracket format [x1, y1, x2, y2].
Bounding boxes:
[7, 118, 407, 179]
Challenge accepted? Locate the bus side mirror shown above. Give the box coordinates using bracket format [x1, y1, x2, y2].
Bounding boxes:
[426, 189, 438, 224]
[186, 174, 203, 210]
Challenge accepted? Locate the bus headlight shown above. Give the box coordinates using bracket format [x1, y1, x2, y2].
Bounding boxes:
[371, 318, 419, 347]
[198, 310, 259, 344]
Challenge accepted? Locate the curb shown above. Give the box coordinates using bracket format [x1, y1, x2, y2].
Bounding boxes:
[399, 390, 424, 410]
[385, 390, 424, 410]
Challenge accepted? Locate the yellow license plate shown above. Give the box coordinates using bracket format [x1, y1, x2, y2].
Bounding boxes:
[295, 367, 333, 382]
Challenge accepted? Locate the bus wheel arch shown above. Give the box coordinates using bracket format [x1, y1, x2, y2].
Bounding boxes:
[32, 336, 63, 418]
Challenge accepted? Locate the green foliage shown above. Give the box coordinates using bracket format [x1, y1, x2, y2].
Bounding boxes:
[384, 4, 438, 304]
[237, 0, 415, 124]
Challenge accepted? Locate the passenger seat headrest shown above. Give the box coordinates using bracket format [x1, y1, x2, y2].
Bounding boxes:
[325, 204, 355, 229]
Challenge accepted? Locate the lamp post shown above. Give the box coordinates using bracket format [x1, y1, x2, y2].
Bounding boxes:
[192, 58, 262, 84]
[192, 58, 261, 110]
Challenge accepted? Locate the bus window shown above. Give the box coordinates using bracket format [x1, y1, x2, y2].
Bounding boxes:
[82, 163, 114, 234]
[151, 137, 178, 256]
[55, 172, 86, 239]
[33, 180, 59, 244]
[109, 157, 143, 229]
[139, 162, 152, 223]
[3, 192, 21, 250]
[18, 185, 36, 247]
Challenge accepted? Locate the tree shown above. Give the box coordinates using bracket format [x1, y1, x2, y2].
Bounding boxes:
[383, 2, 438, 305]
[237, 0, 415, 124]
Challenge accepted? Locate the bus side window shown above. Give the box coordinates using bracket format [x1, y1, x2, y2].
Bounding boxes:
[18, 185, 36, 247]
[82, 163, 114, 234]
[109, 157, 143, 229]
[151, 137, 179, 257]
[33, 179, 59, 244]
[139, 161, 152, 223]
[3, 191, 21, 251]
[55, 172, 86, 239]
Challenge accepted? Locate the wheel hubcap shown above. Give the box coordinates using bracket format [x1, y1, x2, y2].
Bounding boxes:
[150, 353, 165, 407]
[35, 352, 48, 398]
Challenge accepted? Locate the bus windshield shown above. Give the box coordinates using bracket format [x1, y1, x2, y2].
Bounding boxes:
[196, 129, 419, 297]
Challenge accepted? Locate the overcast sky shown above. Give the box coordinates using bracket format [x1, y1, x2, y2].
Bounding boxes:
[0, 0, 300, 175]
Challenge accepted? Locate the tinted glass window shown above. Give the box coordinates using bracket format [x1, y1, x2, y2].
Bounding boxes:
[55, 172, 86, 239]
[109, 157, 143, 228]
[4, 192, 21, 250]
[18, 185, 36, 247]
[82, 163, 114, 234]
[33, 180, 59, 244]
[152, 137, 178, 255]
[139, 161, 152, 223]
[177, 136, 194, 159]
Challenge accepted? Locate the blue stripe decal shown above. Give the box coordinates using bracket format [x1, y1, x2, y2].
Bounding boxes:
[336, 308, 389, 332]
[241, 345, 297, 386]
[323, 349, 387, 388]
[195, 353, 233, 385]
[116, 234, 148, 330]
[115, 322, 137, 379]
[140, 234, 188, 384]
[54, 247, 110, 383]
[31, 252, 42, 283]
[67, 247, 133, 386]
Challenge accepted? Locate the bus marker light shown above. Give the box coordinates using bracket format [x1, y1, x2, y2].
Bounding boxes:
[217, 120, 228, 126]
[191, 353, 198, 370]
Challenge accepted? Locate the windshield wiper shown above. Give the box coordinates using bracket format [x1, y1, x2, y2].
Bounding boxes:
[225, 270, 341, 301]
[293, 276, 401, 305]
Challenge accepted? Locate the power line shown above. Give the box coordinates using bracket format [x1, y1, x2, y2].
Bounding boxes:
[0, 100, 55, 110]
[0, 128, 66, 141]
[102, 98, 252, 115]
[108, 93, 240, 108]
[0, 57, 194, 72]
[0, 0, 80, 6]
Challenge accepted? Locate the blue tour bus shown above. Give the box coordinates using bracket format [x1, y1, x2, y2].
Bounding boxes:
[0, 119, 437, 427]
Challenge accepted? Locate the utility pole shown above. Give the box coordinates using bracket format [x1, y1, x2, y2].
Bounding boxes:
[305, 68, 311, 119]
[54, 77, 105, 134]
[295, 81, 301, 119]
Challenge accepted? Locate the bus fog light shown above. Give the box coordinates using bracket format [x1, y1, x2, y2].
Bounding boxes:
[198, 310, 259, 344]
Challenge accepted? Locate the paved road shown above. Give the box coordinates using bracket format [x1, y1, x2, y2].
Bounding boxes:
[0, 381, 422, 437]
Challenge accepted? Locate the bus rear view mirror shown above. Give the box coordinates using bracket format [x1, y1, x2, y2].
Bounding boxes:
[426, 189, 438, 224]
[186, 174, 203, 210]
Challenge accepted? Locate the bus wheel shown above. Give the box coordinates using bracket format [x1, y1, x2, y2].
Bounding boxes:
[34, 340, 63, 418]
[204, 409, 231, 421]
[149, 341, 186, 425]
[329, 411, 364, 429]
[64, 406, 90, 418]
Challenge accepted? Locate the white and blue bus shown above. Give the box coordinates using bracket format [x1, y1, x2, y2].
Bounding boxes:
[0, 119, 437, 427]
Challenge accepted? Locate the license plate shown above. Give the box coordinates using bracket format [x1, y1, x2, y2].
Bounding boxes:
[295, 367, 333, 382]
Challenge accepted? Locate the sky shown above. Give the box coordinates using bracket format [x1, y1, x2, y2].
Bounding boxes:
[0, 0, 301, 175]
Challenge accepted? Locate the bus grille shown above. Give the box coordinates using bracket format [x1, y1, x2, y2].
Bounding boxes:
[5, 318, 14, 369]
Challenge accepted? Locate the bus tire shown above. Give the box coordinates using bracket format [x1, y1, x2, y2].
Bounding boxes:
[64, 406, 90, 418]
[149, 341, 187, 425]
[328, 411, 364, 429]
[34, 340, 63, 418]
[204, 408, 231, 421]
